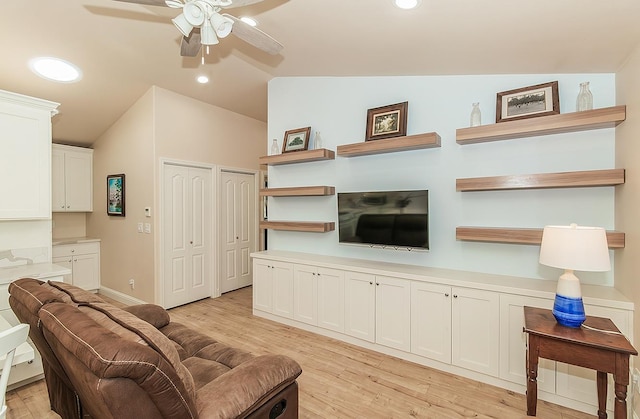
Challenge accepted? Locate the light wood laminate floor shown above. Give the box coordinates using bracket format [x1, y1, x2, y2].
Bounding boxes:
[6, 286, 595, 418]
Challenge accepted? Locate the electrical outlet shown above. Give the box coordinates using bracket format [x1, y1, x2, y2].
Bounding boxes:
[144, 223, 151, 234]
[137, 222, 143, 233]
[129, 278, 135, 289]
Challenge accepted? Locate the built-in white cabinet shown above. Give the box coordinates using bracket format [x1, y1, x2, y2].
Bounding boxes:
[0, 90, 58, 220]
[52, 242, 100, 291]
[251, 250, 635, 417]
[253, 259, 294, 318]
[52, 144, 93, 212]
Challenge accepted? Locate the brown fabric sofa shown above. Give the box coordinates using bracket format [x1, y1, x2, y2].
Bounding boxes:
[8, 278, 302, 419]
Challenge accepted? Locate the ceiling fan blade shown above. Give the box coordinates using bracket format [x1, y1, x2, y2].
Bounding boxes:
[224, 0, 265, 8]
[112, 0, 170, 6]
[223, 14, 283, 55]
[181, 31, 202, 57]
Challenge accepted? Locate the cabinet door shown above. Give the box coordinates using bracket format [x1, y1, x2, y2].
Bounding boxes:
[51, 148, 66, 212]
[72, 253, 99, 290]
[451, 287, 500, 376]
[253, 260, 273, 313]
[499, 294, 555, 393]
[375, 275, 411, 352]
[344, 271, 375, 343]
[64, 150, 93, 211]
[317, 267, 345, 333]
[51, 256, 73, 284]
[272, 262, 294, 319]
[411, 281, 451, 363]
[293, 265, 318, 325]
[0, 101, 51, 219]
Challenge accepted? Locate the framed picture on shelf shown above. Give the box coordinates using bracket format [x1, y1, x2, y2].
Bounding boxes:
[365, 101, 408, 141]
[107, 174, 125, 216]
[282, 127, 311, 153]
[496, 81, 559, 123]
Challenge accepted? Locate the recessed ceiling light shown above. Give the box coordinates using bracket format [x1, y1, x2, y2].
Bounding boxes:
[240, 17, 257, 27]
[197, 75, 209, 84]
[29, 57, 82, 83]
[394, 0, 420, 10]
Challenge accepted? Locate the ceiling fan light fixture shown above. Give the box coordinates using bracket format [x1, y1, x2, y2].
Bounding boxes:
[394, 0, 420, 10]
[183, 1, 206, 26]
[29, 57, 81, 83]
[200, 18, 219, 45]
[210, 12, 234, 38]
[172, 13, 194, 37]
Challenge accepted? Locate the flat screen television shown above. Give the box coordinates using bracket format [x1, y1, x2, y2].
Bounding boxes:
[337, 190, 429, 250]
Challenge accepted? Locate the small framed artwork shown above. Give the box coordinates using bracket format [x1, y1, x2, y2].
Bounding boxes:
[365, 101, 408, 141]
[107, 174, 125, 216]
[496, 81, 559, 123]
[282, 127, 311, 153]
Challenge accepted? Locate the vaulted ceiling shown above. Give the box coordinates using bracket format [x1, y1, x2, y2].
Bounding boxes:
[2, 0, 639, 147]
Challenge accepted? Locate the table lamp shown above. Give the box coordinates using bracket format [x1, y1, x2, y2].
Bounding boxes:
[539, 223, 610, 328]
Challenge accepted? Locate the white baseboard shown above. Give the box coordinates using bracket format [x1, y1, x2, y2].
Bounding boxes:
[98, 286, 147, 306]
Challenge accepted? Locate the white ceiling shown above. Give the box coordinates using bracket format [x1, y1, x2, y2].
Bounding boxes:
[2, 0, 640, 147]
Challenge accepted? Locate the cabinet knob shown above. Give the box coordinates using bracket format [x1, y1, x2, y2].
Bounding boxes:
[445, 293, 449, 297]
[369, 281, 373, 285]
[66, 205, 70, 208]
[190, 241, 193, 244]
[376, 283, 379, 286]
[453, 294, 458, 298]
[71, 249, 75, 253]
[60, 205, 65, 209]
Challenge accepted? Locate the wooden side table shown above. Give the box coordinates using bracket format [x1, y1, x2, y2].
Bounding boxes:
[524, 306, 637, 419]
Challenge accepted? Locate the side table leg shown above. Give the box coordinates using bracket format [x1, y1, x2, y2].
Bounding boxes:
[526, 336, 539, 416]
[596, 371, 607, 419]
[613, 381, 628, 419]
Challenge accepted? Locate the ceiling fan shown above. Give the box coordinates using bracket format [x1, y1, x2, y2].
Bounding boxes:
[113, 0, 283, 57]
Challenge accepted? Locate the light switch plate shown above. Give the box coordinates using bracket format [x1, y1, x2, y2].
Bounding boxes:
[137, 222, 143, 233]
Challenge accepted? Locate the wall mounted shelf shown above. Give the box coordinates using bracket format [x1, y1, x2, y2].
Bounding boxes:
[259, 186, 335, 197]
[259, 221, 335, 233]
[456, 169, 625, 192]
[259, 149, 335, 166]
[456, 106, 626, 145]
[456, 227, 625, 249]
[337, 132, 441, 157]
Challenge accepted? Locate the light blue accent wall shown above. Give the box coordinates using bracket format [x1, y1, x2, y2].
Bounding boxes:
[266, 74, 616, 285]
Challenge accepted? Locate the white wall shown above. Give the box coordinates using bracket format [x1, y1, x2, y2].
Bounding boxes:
[267, 74, 616, 284]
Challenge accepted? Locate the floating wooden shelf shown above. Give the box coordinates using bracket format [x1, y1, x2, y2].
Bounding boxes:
[259, 186, 335, 197]
[259, 221, 335, 233]
[456, 106, 626, 145]
[456, 169, 625, 192]
[337, 132, 441, 157]
[456, 227, 625, 249]
[259, 149, 335, 166]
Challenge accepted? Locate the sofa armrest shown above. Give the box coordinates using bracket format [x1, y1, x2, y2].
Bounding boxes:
[195, 354, 302, 418]
[122, 304, 170, 328]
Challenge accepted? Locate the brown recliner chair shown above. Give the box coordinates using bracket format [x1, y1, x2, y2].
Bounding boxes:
[9, 278, 302, 419]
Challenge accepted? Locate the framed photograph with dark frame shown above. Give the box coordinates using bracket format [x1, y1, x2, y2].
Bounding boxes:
[365, 101, 408, 141]
[496, 81, 559, 123]
[107, 174, 125, 216]
[282, 127, 311, 153]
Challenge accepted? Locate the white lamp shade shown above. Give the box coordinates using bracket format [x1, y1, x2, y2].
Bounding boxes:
[539, 224, 610, 272]
[172, 14, 194, 37]
[183, 2, 206, 26]
[200, 18, 219, 45]
[210, 13, 234, 38]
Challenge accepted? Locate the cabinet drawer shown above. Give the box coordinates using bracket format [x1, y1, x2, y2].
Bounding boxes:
[53, 241, 100, 257]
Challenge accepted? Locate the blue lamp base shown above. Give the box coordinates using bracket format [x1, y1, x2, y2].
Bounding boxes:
[552, 294, 586, 328]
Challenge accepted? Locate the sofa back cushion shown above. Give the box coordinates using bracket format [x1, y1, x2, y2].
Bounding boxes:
[39, 302, 199, 419]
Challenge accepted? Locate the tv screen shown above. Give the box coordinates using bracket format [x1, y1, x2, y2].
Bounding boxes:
[337, 190, 429, 250]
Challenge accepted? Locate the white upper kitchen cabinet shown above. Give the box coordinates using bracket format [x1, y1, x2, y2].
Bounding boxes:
[0, 90, 59, 219]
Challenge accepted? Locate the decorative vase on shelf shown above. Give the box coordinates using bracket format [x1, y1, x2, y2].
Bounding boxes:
[270, 139, 279, 155]
[470, 102, 481, 127]
[576, 82, 593, 111]
[314, 131, 323, 149]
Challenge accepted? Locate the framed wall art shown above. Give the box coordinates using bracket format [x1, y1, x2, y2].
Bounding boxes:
[107, 174, 125, 216]
[365, 101, 408, 141]
[496, 81, 559, 123]
[282, 127, 311, 153]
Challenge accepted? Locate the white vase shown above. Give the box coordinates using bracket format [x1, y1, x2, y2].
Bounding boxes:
[314, 131, 323, 149]
[270, 139, 279, 155]
[576, 82, 593, 111]
[470, 102, 481, 127]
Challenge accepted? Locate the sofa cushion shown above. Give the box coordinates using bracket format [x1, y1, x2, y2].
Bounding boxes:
[48, 280, 105, 304]
[123, 304, 171, 329]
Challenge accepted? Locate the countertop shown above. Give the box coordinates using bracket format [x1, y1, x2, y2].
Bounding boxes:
[52, 237, 101, 246]
[0, 262, 71, 285]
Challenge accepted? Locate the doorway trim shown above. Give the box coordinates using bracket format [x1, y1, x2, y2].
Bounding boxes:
[216, 165, 260, 297]
[157, 158, 217, 308]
